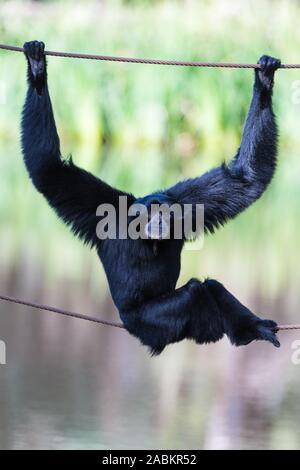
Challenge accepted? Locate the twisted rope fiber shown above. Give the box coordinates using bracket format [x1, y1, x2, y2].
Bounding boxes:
[0, 294, 299, 331]
[0, 43, 299, 331]
[0, 294, 124, 329]
[1, 43, 300, 68]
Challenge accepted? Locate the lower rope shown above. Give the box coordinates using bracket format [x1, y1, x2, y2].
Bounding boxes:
[0, 293, 298, 331]
[0, 294, 124, 329]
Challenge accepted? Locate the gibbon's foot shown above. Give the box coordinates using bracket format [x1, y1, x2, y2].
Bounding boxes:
[233, 318, 280, 348]
[23, 40, 46, 82]
[256, 55, 281, 91]
[205, 280, 280, 348]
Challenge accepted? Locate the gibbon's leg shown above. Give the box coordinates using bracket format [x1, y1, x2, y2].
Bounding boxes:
[121, 278, 279, 355]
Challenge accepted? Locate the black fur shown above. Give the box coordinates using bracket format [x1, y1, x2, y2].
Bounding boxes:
[21, 42, 281, 354]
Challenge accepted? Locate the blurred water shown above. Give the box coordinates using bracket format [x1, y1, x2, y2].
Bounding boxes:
[0, 279, 300, 450]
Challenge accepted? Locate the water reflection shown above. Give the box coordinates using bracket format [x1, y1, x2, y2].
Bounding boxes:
[0, 273, 300, 450]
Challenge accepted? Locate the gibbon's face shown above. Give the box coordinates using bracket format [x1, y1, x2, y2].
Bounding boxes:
[131, 193, 179, 241]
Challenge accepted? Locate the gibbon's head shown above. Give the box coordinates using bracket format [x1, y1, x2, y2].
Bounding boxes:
[131, 193, 182, 241]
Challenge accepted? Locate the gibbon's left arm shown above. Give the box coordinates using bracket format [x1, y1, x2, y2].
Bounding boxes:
[167, 55, 281, 234]
[21, 41, 134, 248]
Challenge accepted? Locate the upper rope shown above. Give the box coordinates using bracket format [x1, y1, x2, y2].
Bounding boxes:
[1, 43, 300, 68]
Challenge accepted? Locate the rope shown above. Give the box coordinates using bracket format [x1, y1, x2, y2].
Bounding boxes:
[1, 43, 300, 68]
[0, 294, 124, 329]
[0, 293, 299, 331]
[275, 324, 300, 331]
